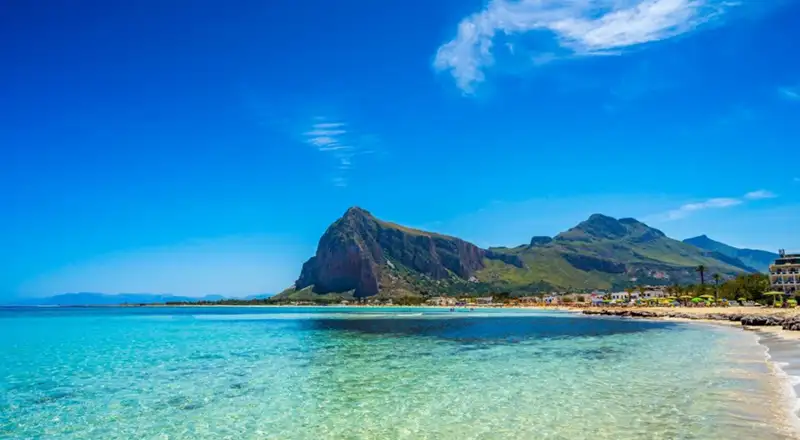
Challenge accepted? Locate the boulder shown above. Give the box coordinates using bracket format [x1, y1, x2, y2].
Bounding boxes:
[741, 315, 785, 326]
[782, 316, 800, 331]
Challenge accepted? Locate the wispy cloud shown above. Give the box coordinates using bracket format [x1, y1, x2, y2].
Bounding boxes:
[779, 86, 800, 101]
[744, 190, 777, 200]
[663, 197, 741, 220]
[656, 189, 777, 221]
[434, 0, 736, 92]
[301, 119, 373, 188]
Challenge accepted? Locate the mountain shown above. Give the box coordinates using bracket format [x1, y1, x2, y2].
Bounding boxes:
[276, 208, 755, 300]
[683, 235, 778, 272]
[280, 207, 522, 301]
[6, 293, 227, 306]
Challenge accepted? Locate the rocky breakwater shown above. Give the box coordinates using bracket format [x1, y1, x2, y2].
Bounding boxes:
[583, 308, 800, 331]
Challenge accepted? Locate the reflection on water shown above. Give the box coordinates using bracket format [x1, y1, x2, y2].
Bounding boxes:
[0, 307, 797, 439]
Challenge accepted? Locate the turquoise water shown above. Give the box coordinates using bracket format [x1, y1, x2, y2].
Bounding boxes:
[1, 307, 797, 439]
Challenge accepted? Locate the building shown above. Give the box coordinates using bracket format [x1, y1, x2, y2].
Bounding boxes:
[610, 292, 629, 301]
[770, 250, 800, 295]
[609, 287, 668, 302]
[426, 297, 456, 306]
[639, 288, 668, 299]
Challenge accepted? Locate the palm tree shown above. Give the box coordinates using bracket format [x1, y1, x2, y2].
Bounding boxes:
[637, 284, 647, 302]
[712, 273, 722, 303]
[696, 265, 706, 286]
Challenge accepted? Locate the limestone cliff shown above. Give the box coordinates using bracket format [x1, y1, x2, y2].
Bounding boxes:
[293, 207, 498, 297]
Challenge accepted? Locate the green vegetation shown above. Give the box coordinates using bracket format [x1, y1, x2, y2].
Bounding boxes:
[717, 273, 770, 302]
[475, 214, 749, 292]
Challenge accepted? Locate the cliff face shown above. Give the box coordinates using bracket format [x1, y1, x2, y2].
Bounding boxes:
[294, 207, 490, 297]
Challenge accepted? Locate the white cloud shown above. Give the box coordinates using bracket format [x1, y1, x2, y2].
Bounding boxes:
[312, 122, 346, 129]
[307, 136, 338, 147]
[779, 87, 800, 101]
[318, 145, 353, 152]
[301, 118, 375, 188]
[664, 197, 741, 220]
[744, 190, 777, 200]
[304, 129, 347, 137]
[658, 189, 777, 221]
[434, 0, 735, 92]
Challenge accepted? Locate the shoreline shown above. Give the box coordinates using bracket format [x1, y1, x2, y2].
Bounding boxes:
[578, 306, 800, 438]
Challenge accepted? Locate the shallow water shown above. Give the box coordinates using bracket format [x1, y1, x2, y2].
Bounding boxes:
[0, 307, 796, 439]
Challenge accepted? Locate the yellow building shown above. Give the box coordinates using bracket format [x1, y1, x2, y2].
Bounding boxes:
[770, 250, 800, 295]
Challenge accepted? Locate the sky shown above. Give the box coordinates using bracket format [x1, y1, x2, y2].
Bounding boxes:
[2, 0, 799, 299]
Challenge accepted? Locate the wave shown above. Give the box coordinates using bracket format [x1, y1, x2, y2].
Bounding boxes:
[757, 332, 800, 436]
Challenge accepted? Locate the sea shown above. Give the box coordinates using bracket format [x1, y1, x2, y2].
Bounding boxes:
[1, 306, 799, 440]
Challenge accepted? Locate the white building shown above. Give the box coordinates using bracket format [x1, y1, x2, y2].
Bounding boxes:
[770, 250, 800, 295]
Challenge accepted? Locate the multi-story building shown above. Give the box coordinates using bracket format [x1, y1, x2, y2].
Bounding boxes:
[770, 250, 800, 295]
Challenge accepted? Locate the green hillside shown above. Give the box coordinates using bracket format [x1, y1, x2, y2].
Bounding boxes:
[477, 214, 749, 291]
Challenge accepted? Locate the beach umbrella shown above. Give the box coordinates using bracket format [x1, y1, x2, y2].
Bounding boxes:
[764, 291, 784, 306]
[691, 297, 703, 303]
[699, 294, 714, 299]
[679, 295, 693, 299]
[666, 296, 677, 300]
[737, 297, 747, 302]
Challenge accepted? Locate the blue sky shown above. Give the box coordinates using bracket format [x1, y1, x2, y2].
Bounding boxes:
[2, 0, 799, 298]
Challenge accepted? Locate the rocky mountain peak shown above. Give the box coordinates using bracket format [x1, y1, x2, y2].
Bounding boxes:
[529, 236, 553, 247]
[555, 214, 667, 242]
[343, 206, 372, 219]
[293, 208, 496, 298]
[556, 213, 628, 241]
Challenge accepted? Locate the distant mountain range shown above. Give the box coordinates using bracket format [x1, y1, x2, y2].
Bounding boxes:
[5, 292, 273, 306]
[683, 235, 778, 273]
[274, 207, 773, 301]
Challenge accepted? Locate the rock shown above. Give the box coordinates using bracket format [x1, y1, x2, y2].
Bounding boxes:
[561, 253, 626, 274]
[484, 249, 525, 268]
[782, 316, 800, 331]
[294, 207, 490, 298]
[741, 315, 785, 326]
[705, 313, 734, 321]
[529, 236, 553, 247]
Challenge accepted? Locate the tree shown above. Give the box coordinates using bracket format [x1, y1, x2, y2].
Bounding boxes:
[696, 265, 706, 286]
[717, 273, 769, 302]
[712, 273, 722, 302]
